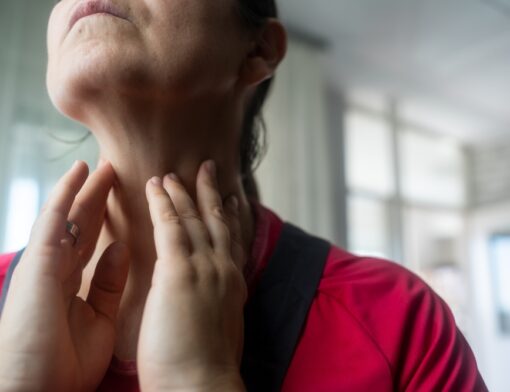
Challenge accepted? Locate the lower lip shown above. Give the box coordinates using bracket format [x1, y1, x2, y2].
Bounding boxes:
[72, 12, 123, 28]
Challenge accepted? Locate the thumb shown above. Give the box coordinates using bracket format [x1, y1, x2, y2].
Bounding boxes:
[86, 241, 130, 322]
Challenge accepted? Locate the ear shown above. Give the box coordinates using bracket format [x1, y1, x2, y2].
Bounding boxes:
[239, 19, 288, 87]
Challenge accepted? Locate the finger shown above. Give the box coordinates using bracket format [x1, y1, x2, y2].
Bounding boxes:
[223, 194, 245, 272]
[67, 160, 115, 264]
[60, 238, 84, 299]
[29, 161, 89, 250]
[86, 241, 129, 323]
[196, 161, 230, 254]
[162, 173, 211, 252]
[146, 177, 190, 259]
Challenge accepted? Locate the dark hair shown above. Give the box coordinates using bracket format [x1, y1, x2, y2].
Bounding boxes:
[236, 0, 279, 199]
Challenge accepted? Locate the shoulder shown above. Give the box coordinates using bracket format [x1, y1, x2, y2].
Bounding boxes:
[317, 246, 437, 357]
[0, 252, 17, 293]
[315, 246, 487, 391]
[318, 246, 433, 309]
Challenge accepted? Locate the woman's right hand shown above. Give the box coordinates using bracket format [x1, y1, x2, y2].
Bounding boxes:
[0, 160, 130, 392]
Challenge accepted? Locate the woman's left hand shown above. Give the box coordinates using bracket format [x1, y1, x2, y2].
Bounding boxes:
[138, 160, 248, 392]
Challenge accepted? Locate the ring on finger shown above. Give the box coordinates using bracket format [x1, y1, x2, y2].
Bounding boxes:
[65, 220, 81, 246]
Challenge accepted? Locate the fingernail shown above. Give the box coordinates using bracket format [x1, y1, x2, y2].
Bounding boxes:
[99, 158, 108, 167]
[167, 173, 181, 183]
[151, 176, 162, 186]
[71, 160, 80, 170]
[205, 160, 216, 178]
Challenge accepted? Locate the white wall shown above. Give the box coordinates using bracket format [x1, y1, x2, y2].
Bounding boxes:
[468, 201, 510, 392]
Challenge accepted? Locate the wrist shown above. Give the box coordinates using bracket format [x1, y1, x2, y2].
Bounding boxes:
[202, 373, 246, 392]
[0, 351, 50, 392]
[142, 369, 246, 392]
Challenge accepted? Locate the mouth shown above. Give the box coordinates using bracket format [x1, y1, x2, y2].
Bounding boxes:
[68, 0, 128, 31]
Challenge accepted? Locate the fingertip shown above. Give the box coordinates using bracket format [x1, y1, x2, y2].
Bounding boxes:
[165, 173, 181, 184]
[204, 160, 216, 178]
[150, 176, 162, 186]
[74, 160, 89, 173]
[99, 159, 114, 174]
[147, 177, 162, 198]
[97, 161, 116, 185]
[70, 160, 89, 183]
[98, 157, 110, 168]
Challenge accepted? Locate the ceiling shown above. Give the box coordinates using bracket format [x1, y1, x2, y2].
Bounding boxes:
[278, 0, 510, 144]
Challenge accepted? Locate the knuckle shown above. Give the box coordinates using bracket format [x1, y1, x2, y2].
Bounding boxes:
[153, 187, 168, 197]
[72, 199, 91, 218]
[224, 264, 247, 298]
[212, 209, 230, 230]
[210, 205, 225, 220]
[156, 259, 197, 286]
[180, 209, 201, 221]
[221, 261, 242, 284]
[93, 278, 120, 296]
[203, 266, 220, 284]
[159, 211, 180, 224]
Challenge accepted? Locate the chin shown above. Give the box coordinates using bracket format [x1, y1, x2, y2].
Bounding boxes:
[47, 36, 224, 122]
[47, 44, 155, 122]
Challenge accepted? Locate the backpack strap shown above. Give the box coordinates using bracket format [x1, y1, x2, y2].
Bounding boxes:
[0, 247, 26, 317]
[241, 222, 331, 392]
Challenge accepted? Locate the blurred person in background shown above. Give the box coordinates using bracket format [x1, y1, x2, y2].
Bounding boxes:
[0, 0, 488, 391]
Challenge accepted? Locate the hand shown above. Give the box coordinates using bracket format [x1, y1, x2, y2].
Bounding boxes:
[138, 160, 247, 392]
[0, 160, 130, 392]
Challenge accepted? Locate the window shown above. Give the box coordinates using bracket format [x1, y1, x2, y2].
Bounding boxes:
[3, 179, 39, 253]
[345, 111, 395, 197]
[490, 234, 510, 334]
[402, 207, 465, 270]
[344, 107, 467, 267]
[399, 129, 466, 207]
[347, 196, 391, 258]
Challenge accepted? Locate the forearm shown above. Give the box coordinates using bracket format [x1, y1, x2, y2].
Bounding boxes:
[0, 369, 39, 392]
[0, 344, 58, 392]
[0, 354, 41, 392]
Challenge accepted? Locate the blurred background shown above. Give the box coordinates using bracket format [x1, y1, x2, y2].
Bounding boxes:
[0, 0, 509, 390]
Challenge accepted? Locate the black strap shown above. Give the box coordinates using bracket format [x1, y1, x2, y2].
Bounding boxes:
[241, 222, 331, 392]
[0, 247, 26, 317]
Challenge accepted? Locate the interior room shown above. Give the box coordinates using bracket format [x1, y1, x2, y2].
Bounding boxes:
[0, 0, 509, 390]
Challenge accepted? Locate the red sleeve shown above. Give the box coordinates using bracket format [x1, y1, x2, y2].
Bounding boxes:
[394, 274, 487, 391]
[0, 252, 17, 293]
[321, 252, 488, 391]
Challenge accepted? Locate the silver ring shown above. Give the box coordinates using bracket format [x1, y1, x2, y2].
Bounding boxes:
[66, 221, 80, 246]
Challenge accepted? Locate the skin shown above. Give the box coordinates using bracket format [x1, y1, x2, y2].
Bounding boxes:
[46, 0, 286, 361]
[0, 160, 245, 392]
[0, 0, 287, 391]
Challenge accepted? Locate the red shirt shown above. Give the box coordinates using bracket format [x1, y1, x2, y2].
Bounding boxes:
[0, 203, 487, 391]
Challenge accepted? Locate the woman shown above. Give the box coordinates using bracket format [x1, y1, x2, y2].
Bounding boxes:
[0, 0, 488, 391]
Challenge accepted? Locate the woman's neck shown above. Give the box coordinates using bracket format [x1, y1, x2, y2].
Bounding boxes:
[76, 97, 256, 350]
